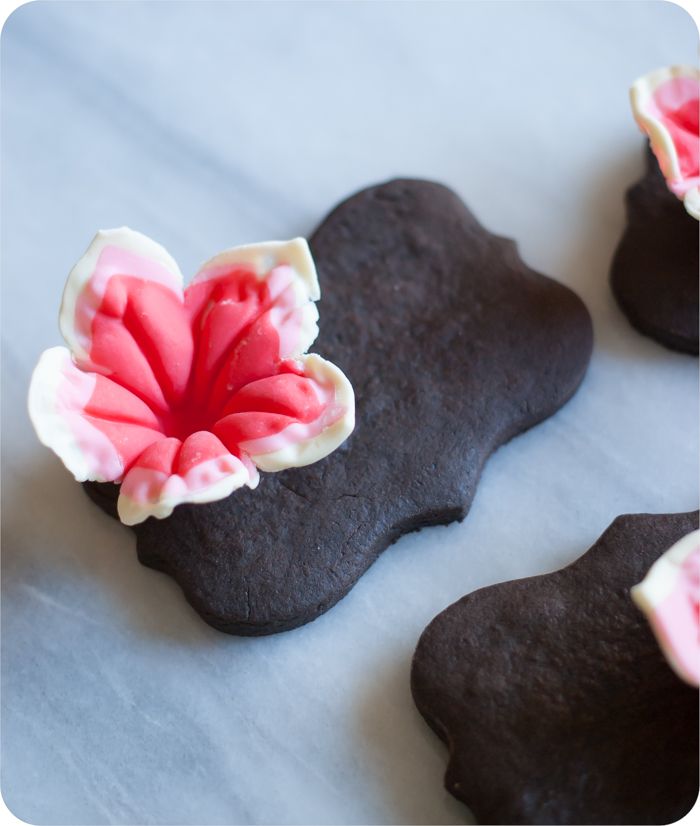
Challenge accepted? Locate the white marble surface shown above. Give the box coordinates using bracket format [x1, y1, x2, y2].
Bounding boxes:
[1, 2, 698, 824]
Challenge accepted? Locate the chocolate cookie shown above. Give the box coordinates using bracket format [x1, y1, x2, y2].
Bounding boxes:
[85, 179, 593, 635]
[610, 147, 699, 354]
[411, 510, 700, 825]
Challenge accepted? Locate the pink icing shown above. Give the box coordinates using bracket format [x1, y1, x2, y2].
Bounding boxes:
[31, 232, 354, 524]
[73, 244, 182, 358]
[647, 75, 700, 193]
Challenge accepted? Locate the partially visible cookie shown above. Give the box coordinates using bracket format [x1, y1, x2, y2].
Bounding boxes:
[84, 179, 593, 635]
[610, 66, 699, 354]
[411, 511, 699, 825]
[610, 148, 699, 353]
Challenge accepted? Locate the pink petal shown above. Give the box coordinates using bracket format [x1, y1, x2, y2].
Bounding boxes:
[214, 354, 355, 472]
[631, 530, 700, 686]
[117, 431, 258, 526]
[28, 347, 164, 482]
[185, 239, 320, 421]
[186, 266, 271, 404]
[204, 304, 292, 416]
[631, 66, 700, 215]
[59, 228, 194, 412]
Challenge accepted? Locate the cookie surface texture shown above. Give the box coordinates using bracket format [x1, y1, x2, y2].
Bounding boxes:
[85, 179, 593, 635]
[611, 148, 699, 354]
[411, 510, 700, 825]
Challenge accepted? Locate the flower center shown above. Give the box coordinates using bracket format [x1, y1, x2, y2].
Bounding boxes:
[158, 402, 217, 442]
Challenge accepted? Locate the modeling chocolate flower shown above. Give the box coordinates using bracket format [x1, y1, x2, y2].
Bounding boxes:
[631, 65, 700, 219]
[631, 529, 700, 686]
[29, 229, 355, 525]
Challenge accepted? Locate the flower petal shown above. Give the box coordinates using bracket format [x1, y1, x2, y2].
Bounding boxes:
[117, 431, 259, 526]
[59, 227, 194, 411]
[214, 353, 355, 472]
[185, 239, 320, 418]
[631, 529, 700, 686]
[28, 347, 164, 482]
[631, 66, 700, 212]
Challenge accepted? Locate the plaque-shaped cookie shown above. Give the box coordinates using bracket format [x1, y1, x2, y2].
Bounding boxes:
[30, 180, 593, 634]
[411, 511, 699, 825]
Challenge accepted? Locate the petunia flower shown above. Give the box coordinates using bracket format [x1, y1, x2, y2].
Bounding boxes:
[631, 529, 700, 687]
[630, 65, 700, 220]
[29, 228, 355, 526]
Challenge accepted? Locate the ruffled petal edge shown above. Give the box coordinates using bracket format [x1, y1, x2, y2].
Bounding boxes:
[117, 434, 259, 526]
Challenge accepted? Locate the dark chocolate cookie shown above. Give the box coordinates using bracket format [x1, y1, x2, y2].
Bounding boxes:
[85, 179, 592, 635]
[610, 147, 699, 354]
[411, 510, 700, 825]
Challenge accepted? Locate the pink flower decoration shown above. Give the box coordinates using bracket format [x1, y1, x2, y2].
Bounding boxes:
[630, 65, 700, 220]
[29, 229, 355, 525]
[631, 529, 700, 686]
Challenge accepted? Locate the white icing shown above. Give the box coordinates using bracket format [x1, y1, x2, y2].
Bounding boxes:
[631, 529, 700, 610]
[683, 187, 700, 220]
[630, 65, 700, 223]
